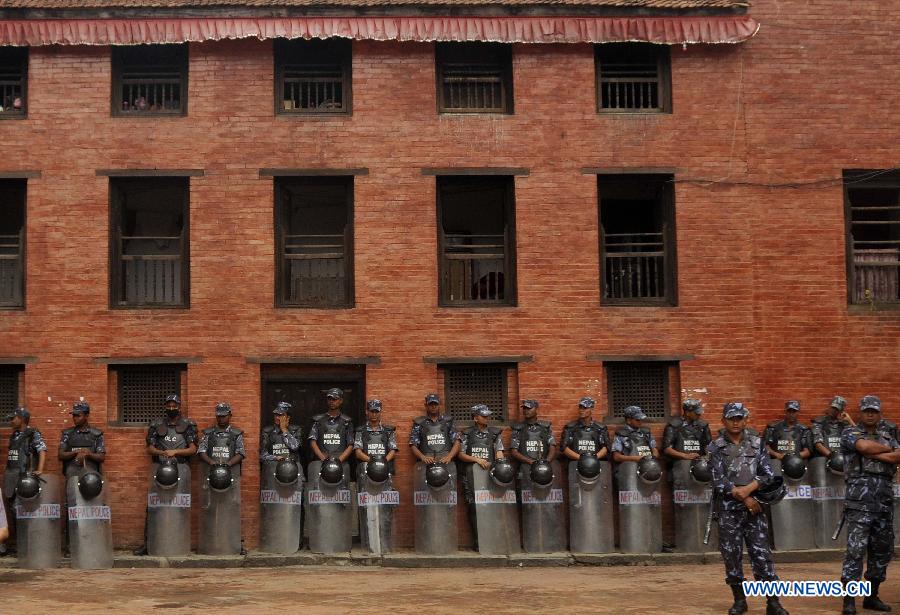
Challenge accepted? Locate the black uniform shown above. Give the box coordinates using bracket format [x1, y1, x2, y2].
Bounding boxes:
[409, 415, 457, 457]
[612, 425, 656, 458]
[562, 420, 610, 456]
[308, 412, 354, 456]
[763, 420, 812, 456]
[59, 426, 105, 477]
[662, 417, 711, 456]
[811, 414, 849, 456]
[510, 420, 555, 461]
[259, 424, 303, 463]
[354, 424, 399, 473]
[198, 425, 245, 468]
[460, 425, 504, 504]
[146, 417, 198, 462]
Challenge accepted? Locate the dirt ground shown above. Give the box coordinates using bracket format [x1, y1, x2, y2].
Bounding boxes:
[0, 562, 895, 614]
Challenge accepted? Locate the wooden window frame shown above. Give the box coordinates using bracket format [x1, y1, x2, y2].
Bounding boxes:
[108, 177, 190, 309]
[111, 364, 184, 426]
[595, 43, 671, 115]
[0, 179, 26, 309]
[604, 361, 673, 423]
[442, 363, 511, 425]
[0, 47, 28, 120]
[436, 42, 513, 115]
[0, 364, 23, 417]
[598, 174, 678, 306]
[111, 44, 188, 117]
[275, 38, 352, 116]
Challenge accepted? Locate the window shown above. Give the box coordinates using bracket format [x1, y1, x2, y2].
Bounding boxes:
[0, 366, 22, 416]
[110, 178, 189, 308]
[606, 362, 669, 420]
[0, 47, 27, 118]
[436, 43, 513, 114]
[275, 177, 354, 308]
[112, 44, 188, 116]
[0, 180, 25, 308]
[275, 39, 351, 115]
[845, 171, 900, 305]
[596, 43, 671, 113]
[443, 364, 509, 422]
[114, 364, 182, 425]
[599, 174, 677, 305]
[438, 176, 516, 306]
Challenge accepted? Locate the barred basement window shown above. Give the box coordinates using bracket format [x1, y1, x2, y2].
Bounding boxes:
[0, 180, 26, 308]
[0, 47, 27, 118]
[596, 43, 671, 113]
[276, 39, 351, 115]
[606, 362, 669, 420]
[110, 178, 189, 308]
[0, 366, 22, 417]
[443, 364, 508, 422]
[116, 365, 182, 425]
[845, 170, 900, 305]
[112, 44, 187, 116]
[437, 43, 513, 114]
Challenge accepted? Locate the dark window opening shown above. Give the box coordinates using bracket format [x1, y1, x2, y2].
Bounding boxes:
[114, 365, 183, 425]
[276, 39, 351, 115]
[438, 176, 516, 306]
[606, 362, 669, 421]
[599, 174, 676, 305]
[845, 171, 900, 305]
[0, 47, 27, 118]
[110, 178, 189, 308]
[442, 364, 509, 423]
[0, 366, 22, 417]
[0, 180, 25, 308]
[112, 44, 187, 116]
[437, 43, 513, 114]
[596, 43, 671, 113]
[275, 177, 354, 308]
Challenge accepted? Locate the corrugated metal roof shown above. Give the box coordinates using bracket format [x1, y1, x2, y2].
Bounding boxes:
[0, 0, 749, 9]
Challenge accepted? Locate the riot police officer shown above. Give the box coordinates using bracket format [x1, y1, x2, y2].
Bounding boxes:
[838, 395, 899, 615]
[409, 393, 460, 465]
[812, 395, 852, 459]
[2, 407, 47, 556]
[198, 402, 245, 470]
[260, 401, 303, 464]
[561, 396, 610, 461]
[308, 388, 354, 465]
[763, 400, 812, 461]
[509, 399, 557, 466]
[198, 402, 245, 555]
[709, 402, 789, 615]
[354, 399, 399, 473]
[612, 406, 660, 463]
[458, 404, 505, 548]
[58, 401, 106, 554]
[663, 399, 711, 462]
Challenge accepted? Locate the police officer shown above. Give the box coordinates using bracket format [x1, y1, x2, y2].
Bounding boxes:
[561, 396, 610, 461]
[839, 395, 899, 615]
[133, 394, 197, 556]
[260, 401, 303, 464]
[58, 401, 106, 554]
[763, 400, 812, 461]
[812, 396, 852, 459]
[354, 399, 399, 473]
[612, 406, 660, 463]
[458, 404, 505, 548]
[409, 393, 460, 465]
[663, 399, 711, 462]
[2, 407, 47, 556]
[509, 399, 557, 466]
[308, 388, 354, 465]
[709, 402, 789, 615]
[198, 402, 245, 469]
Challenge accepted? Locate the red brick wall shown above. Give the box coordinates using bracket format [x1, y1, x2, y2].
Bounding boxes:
[0, 1, 898, 548]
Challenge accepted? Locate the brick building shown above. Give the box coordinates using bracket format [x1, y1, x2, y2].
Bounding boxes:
[0, 0, 897, 550]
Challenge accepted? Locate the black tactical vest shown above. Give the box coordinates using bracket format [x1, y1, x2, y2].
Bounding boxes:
[722, 435, 761, 487]
[513, 421, 551, 460]
[415, 416, 454, 455]
[813, 416, 848, 452]
[61, 426, 103, 475]
[618, 426, 653, 458]
[568, 421, 607, 455]
[767, 421, 807, 454]
[153, 418, 192, 463]
[314, 413, 352, 454]
[263, 425, 303, 462]
[359, 426, 392, 457]
[6, 429, 36, 472]
[204, 426, 241, 462]
[464, 426, 500, 460]
[671, 418, 708, 454]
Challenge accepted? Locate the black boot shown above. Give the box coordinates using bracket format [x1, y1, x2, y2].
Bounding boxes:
[132, 545, 148, 556]
[728, 584, 748, 615]
[863, 582, 892, 612]
[843, 597, 857, 614]
[766, 596, 789, 615]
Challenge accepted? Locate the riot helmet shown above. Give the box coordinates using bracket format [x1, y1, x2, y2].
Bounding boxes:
[274, 459, 300, 485]
[78, 471, 104, 499]
[15, 474, 41, 500]
[637, 457, 662, 484]
[490, 459, 515, 487]
[529, 460, 554, 486]
[754, 476, 786, 504]
[320, 457, 344, 486]
[827, 451, 845, 475]
[154, 460, 180, 489]
[690, 457, 712, 483]
[366, 457, 390, 484]
[208, 464, 233, 492]
[576, 454, 601, 480]
[425, 463, 450, 488]
[781, 454, 807, 480]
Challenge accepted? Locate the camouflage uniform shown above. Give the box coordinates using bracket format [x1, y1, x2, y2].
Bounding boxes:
[811, 396, 850, 457]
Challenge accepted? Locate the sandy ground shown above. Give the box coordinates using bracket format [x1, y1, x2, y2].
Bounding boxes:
[0, 562, 896, 614]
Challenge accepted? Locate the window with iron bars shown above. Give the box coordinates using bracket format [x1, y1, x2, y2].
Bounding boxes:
[436, 43, 513, 114]
[599, 174, 677, 305]
[438, 176, 516, 306]
[275, 177, 354, 308]
[606, 362, 670, 421]
[0, 180, 25, 308]
[596, 43, 671, 114]
[109, 178, 189, 308]
[114, 364, 183, 425]
[845, 170, 900, 306]
[443, 364, 509, 423]
[276, 39, 351, 115]
[0, 366, 21, 417]
[112, 44, 187, 116]
[0, 47, 27, 118]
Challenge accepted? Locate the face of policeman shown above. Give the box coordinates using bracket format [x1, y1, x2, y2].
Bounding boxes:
[473, 413, 489, 428]
[165, 401, 181, 418]
[578, 405, 592, 420]
[522, 405, 538, 421]
[784, 408, 799, 424]
[216, 413, 231, 428]
[684, 409, 699, 422]
[425, 401, 441, 416]
[367, 408, 381, 425]
[859, 408, 881, 428]
[11, 415, 23, 430]
[625, 417, 642, 429]
[327, 397, 343, 413]
[73, 412, 89, 428]
[723, 415, 747, 436]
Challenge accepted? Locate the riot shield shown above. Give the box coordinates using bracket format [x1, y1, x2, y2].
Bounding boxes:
[468, 464, 521, 556]
[616, 461, 662, 553]
[672, 460, 716, 552]
[519, 461, 565, 553]
[305, 460, 352, 554]
[769, 458, 815, 550]
[198, 464, 242, 555]
[147, 462, 191, 557]
[357, 465, 399, 555]
[810, 456, 846, 548]
[259, 461, 305, 554]
[568, 461, 614, 553]
[413, 462, 458, 555]
[16, 473, 62, 569]
[66, 471, 113, 569]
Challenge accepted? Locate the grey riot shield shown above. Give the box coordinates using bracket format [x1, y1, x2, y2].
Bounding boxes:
[672, 460, 716, 552]
[809, 456, 846, 548]
[357, 465, 399, 555]
[519, 461, 565, 553]
[413, 462, 458, 555]
[66, 471, 113, 569]
[147, 462, 191, 557]
[568, 461, 614, 553]
[769, 458, 815, 550]
[259, 461, 305, 554]
[616, 461, 662, 553]
[16, 473, 62, 569]
[469, 464, 521, 556]
[306, 460, 352, 554]
[198, 465, 241, 555]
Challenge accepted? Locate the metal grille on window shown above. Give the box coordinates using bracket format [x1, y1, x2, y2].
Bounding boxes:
[445, 365, 505, 422]
[118, 366, 180, 424]
[846, 177, 900, 304]
[597, 44, 665, 112]
[0, 367, 19, 416]
[441, 64, 505, 112]
[607, 362, 668, 419]
[282, 64, 344, 112]
[0, 48, 26, 117]
[120, 65, 182, 114]
[0, 180, 25, 307]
